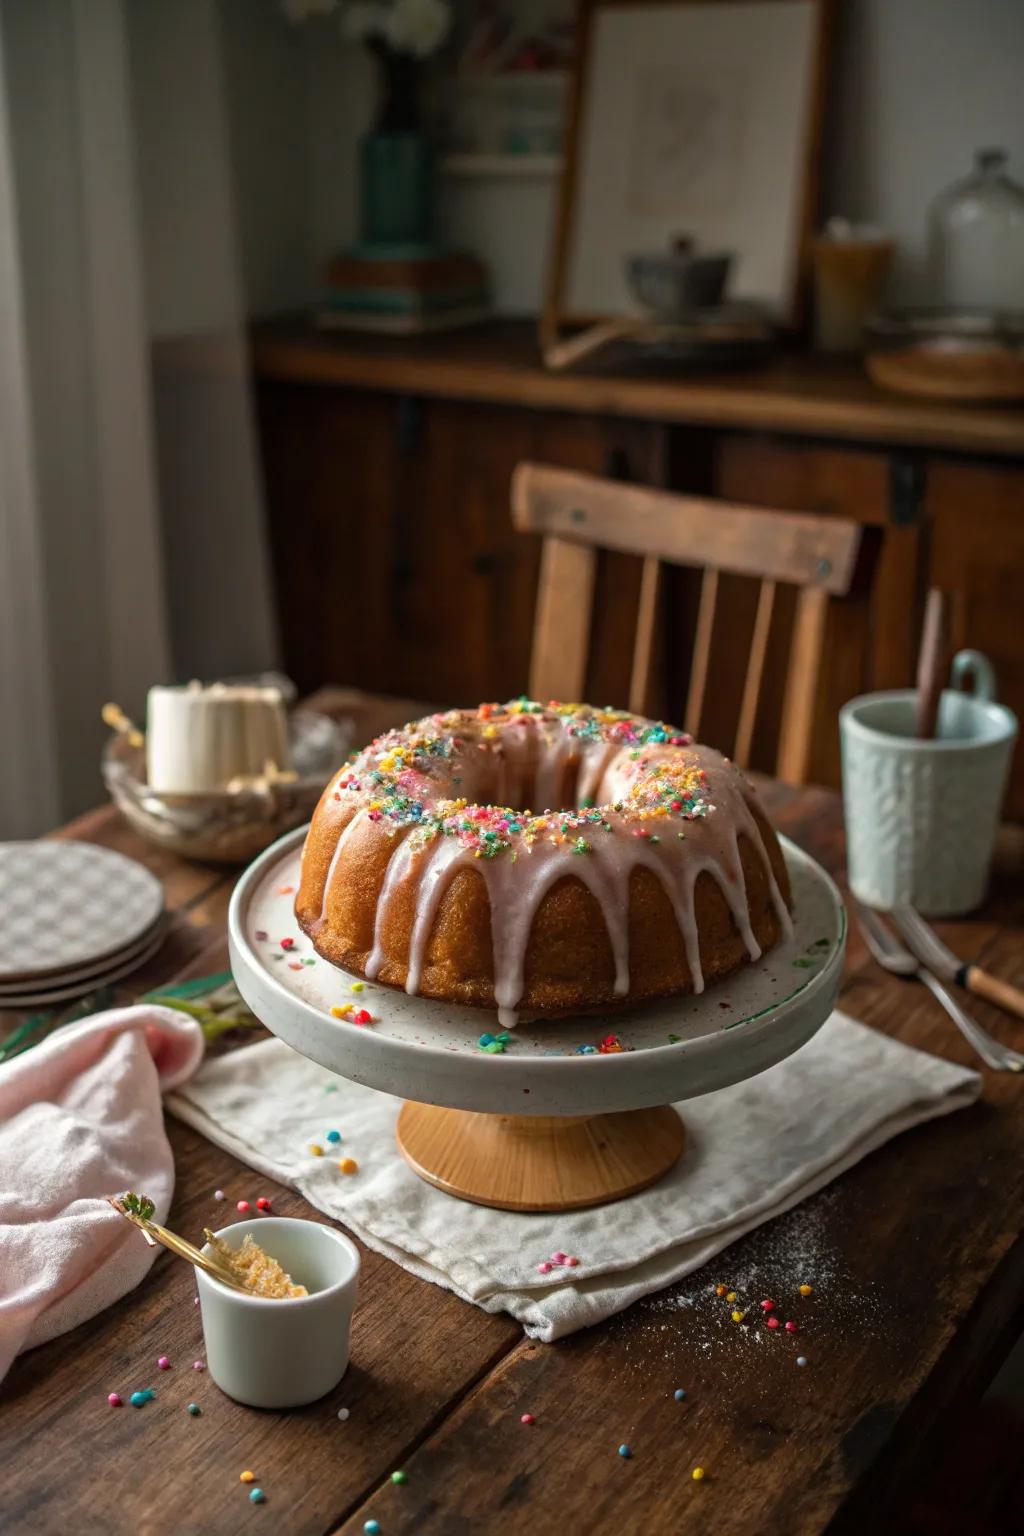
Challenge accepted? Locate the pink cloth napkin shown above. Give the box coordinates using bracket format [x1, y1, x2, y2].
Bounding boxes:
[0, 1006, 204, 1382]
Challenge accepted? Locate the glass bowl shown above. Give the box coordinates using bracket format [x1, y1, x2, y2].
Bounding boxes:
[102, 709, 353, 864]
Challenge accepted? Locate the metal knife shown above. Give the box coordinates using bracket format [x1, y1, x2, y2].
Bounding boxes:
[891, 905, 1024, 1023]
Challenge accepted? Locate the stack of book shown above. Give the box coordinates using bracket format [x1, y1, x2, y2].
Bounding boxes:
[318, 249, 491, 334]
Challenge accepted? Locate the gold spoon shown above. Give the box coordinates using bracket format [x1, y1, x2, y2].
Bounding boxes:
[109, 1192, 251, 1295]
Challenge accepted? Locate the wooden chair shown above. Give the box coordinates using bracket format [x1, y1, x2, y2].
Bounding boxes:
[511, 462, 878, 785]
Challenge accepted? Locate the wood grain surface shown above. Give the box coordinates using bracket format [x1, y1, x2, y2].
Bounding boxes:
[2, 692, 1023, 1536]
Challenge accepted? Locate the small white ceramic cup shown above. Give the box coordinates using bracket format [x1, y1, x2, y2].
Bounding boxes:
[197, 1217, 360, 1409]
[840, 649, 1017, 915]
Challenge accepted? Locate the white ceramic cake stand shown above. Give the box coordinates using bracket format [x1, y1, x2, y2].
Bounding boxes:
[229, 828, 845, 1212]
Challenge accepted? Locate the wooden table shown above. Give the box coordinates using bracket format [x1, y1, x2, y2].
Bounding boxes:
[3, 691, 1024, 1536]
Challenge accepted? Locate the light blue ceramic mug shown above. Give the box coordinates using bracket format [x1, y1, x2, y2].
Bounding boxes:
[839, 650, 1018, 914]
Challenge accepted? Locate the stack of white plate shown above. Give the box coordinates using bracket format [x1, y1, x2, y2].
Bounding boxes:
[0, 842, 166, 1009]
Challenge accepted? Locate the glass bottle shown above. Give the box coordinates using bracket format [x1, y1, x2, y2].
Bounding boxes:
[927, 148, 1024, 310]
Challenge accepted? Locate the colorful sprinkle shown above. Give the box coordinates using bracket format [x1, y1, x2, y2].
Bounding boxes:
[552, 1250, 567, 1264]
[187, 1402, 201, 1416]
[537, 1262, 552, 1274]
[692, 1467, 706, 1482]
[785, 1321, 798, 1334]
[391, 1470, 407, 1485]
[726, 1291, 737, 1302]
[277, 884, 294, 895]
[214, 1189, 226, 1201]
[566, 1255, 580, 1267]
[797, 1356, 808, 1367]
[715, 1284, 727, 1297]
[107, 1392, 122, 1407]
[478, 1030, 510, 1053]
[351, 1009, 373, 1026]
[731, 1310, 745, 1323]
[618, 1444, 632, 1459]
[799, 1283, 814, 1296]
[338, 1157, 358, 1174]
[364, 1523, 380, 1535]
[193, 1361, 205, 1371]
[237, 1199, 251, 1213]
[760, 1299, 775, 1311]
[521, 1413, 535, 1425]
[130, 1389, 155, 1407]
[674, 1388, 686, 1402]
[280, 938, 294, 950]
[765, 1316, 780, 1330]
[240, 1471, 255, 1483]
[309, 1145, 323, 1158]
[351, 981, 364, 993]
[250, 1489, 266, 1504]
[256, 1196, 271, 1211]
[337, 1408, 350, 1421]
[157, 1355, 170, 1370]
[254, 930, 267, 942]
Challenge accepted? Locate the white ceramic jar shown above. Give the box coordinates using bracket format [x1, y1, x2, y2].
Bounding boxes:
[840, 651, 1017, 915]
[196, 1217, 360, 1408]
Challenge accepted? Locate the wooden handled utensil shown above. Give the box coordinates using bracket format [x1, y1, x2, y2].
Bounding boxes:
[891, 906, 1024, 1024]
[915, 588, 951, 739]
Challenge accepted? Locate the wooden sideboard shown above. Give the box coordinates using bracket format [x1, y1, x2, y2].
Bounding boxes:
[248, 318, 1024, 814]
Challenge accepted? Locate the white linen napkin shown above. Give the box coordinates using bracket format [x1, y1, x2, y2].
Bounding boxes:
[166, 1012, 979, 1342]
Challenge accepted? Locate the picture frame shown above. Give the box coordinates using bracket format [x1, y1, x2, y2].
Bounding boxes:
[541, 0, 834, 356]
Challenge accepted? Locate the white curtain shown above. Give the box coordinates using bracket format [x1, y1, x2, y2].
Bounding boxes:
[0, 0, 279, 835]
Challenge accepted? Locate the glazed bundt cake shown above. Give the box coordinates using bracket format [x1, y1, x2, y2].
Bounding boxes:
[295, 701, 792, 1025]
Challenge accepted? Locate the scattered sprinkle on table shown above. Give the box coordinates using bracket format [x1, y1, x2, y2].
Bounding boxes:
[326, 1130, 341, 1144]
[256, 1196, 272, 1211]
[674, 1388, 686, 1402]
[785, 1320, 798, 1333]
[193, 1361, 205, 1371]
[237, 1199, 251, 1213]
[214, 1189, 226, 1201]
[157, 1355, 170, 1370]
[187, 1403, 201, 1416]
[692, 1466, 705, 1482]
[107, 1393, 122, 1407]
[364, 1522, 380, 1535]
[521, 1413, 535, 1425]
[799, 1283, 814, 1296]
[766, 1316, 780, 1330]
[618, 1444, 632, 1459]
[391, 1470, 407, 1485]
[760, 1298, 775, 1311]
[309, 1144, 323, 1157]
[797, 1356, 808, 1367]
[240, 1471, 255, 1483]
[339, 1157, 358, 1174]
[337, 1408, 350, 1421]
[130, 1389, 155, 1407]
[250, 1488, 266, 1504]
[280, 938, 294, 950]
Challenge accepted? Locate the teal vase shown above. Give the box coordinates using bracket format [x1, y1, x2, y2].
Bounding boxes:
[359, 44, 436, 252]
[360, 132, 434, 248]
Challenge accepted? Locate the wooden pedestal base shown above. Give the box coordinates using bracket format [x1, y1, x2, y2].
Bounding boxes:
[396, 1102, 686, 1212]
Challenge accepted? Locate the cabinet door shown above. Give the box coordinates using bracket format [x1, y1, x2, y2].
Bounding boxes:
[257, 382, 404, 697]
[391, 399, 667, 706]
[927, 460, 1024, 820]
[711, 436, 922, 786]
